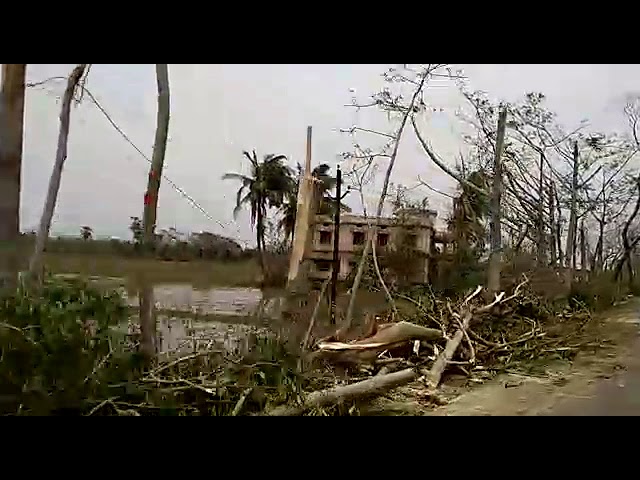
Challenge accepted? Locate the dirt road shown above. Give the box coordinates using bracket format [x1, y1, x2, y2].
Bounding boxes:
[543, 336, 640, 416]
[426, 299, 640, 416]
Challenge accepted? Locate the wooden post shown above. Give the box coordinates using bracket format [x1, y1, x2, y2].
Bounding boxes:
[329, 165, 342, 324]
[139, 64, 170, 360]
[0, 64, 26, 292]
[287, 126, 313, 287]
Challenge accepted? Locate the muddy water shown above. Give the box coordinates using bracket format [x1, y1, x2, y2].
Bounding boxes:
[125, 284, 265, 317]
[118, 282, 283, 356]
[153, 315, 273, 356]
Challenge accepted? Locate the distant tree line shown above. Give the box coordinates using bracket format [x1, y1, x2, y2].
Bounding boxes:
[18, 218, 252, 263]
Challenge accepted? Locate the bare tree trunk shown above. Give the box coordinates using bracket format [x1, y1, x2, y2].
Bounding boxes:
[487, 108, 508, 295]
[593, 221, 604, 273]
[615, 176, 640, 286]
[580, 220, 587, 278]
[256, 205, 268, 279]
[514, 225, 528, 254]
[536, 152, 546, 266]
[28, 65, 87, 287]
[0, 64, 26, 292]
[344, 74, 429, 329]
[593, 172, 606, 273]
[564, 142, 579, 288]
[139, 64, 170, 361]
[553, 182, 564, 266]
[548, 185, 557, 266]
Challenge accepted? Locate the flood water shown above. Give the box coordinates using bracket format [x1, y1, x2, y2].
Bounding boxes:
[153, 315, 273, 356]
[125, 284, 265, 317]
[62, 275, 389, 357]
[108, 280, 282, 356]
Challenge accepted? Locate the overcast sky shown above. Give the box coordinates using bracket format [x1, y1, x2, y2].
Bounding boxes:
[19, 64, 640, 245]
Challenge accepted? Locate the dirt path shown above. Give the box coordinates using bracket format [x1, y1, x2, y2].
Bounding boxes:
[542, 336, 640, 416]
[424, 299, 640, 416]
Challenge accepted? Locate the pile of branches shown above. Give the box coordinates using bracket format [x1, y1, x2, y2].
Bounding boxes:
[263, 276, 600, 416]
[401, 277, 596, 375]
[87, 334, 311, 416]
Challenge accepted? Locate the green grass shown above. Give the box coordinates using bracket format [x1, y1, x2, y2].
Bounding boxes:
[37, 253, 262, 287]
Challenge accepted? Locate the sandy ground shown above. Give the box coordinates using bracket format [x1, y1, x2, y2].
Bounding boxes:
[367, 299, 640, 416]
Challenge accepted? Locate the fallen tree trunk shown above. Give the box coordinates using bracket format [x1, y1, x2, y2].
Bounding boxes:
[428, 281, 527, 387]
[317, 322, 442, 351]
[310, 321, 443, 367]
[266, 367, 419, 416]
[428, 309, 473, 388]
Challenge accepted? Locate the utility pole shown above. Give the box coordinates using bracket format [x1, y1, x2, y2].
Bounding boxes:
[329, 165, 342, 325]
[328, 165, 350, 324]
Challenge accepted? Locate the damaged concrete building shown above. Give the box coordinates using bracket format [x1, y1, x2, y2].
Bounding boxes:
[306, 209, 450, 284]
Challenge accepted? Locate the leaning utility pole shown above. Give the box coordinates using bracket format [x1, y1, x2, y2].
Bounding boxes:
[0, 64, 26, 292]
[139, 64, 170, 361]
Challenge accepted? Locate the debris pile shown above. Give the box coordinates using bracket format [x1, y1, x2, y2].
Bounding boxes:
[265, 276, 599, 415]
[90, 276, 600, 416]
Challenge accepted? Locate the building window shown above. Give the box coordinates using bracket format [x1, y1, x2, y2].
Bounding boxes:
[317, 261, 332, 272]
[406, 234, 418, 247]
[377, 233, 389, 247]
[352, 231, 365, 245]
[319, 231, 332, 245]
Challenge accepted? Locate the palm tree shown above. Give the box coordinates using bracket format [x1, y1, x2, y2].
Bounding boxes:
[223, 150, 294, 274]
[278, 163, 351, 246]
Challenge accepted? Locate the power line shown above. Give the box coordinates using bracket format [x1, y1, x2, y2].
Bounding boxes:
[81, 88, 228, 230]
[27, 75, 245, 242]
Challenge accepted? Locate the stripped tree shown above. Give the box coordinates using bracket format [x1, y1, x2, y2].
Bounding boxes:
[138, 64, 171, 361]
[340, 64, 452, 329]
[28, 64, 88, 287]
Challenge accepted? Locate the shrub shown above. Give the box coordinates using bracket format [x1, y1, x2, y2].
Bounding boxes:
[0, 277, 136, 415]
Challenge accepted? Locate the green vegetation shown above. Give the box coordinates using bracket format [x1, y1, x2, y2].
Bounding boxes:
[0, 276, 302, 416]
[223, 151, 345, 280]
[0, 277, 134, 415]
